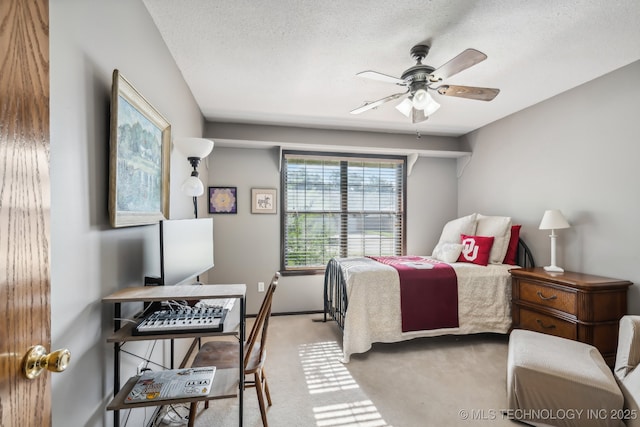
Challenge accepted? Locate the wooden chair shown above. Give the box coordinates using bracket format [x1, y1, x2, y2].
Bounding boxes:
[188, 272, 280, 427]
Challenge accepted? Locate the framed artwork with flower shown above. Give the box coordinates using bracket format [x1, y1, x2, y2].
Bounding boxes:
[208, 187, 237, 214]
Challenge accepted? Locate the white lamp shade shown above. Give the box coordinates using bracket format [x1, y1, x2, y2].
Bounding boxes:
[412, 89, 441, 117]
[422, 95, 441, 116]
[412, 89, 429, 109]
[395, 98, 413, 117]
[174, 137, 214, 159]
[539, 209, 570, 230]
[181, 175, 204, 197]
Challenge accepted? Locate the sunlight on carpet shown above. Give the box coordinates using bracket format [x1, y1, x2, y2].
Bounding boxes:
[299, 341, 390, 427]
[300, 341, 358, 394]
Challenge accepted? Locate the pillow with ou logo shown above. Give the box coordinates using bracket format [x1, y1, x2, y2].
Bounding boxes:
[457, 234, 495, 266]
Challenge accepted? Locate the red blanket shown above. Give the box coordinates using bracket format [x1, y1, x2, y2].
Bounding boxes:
[369, 256, 459, 332]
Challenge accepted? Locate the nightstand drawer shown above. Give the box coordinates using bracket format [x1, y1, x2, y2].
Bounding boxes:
[511, 268, 631, 368]
[518, 308, 577, 341]
[518, 280, 576, 314]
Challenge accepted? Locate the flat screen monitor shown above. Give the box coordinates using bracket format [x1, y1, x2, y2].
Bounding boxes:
[159, 218, 214, 286]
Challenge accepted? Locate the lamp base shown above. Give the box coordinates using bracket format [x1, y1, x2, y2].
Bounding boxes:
[544, 265, 565, 273]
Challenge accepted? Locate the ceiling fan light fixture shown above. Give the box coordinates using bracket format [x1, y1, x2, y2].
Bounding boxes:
[411, 89, 429, 109]
[412, 89, 440, 116]
[423, 96, 441, 116]
[395, 98, 413, 117]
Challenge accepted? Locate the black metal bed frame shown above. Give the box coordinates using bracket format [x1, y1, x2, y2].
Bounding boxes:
[323, 238, 535, 331]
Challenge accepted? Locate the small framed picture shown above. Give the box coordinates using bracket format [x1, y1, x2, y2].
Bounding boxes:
[208, 187, 237, 214]
[251, 188, 277, 214]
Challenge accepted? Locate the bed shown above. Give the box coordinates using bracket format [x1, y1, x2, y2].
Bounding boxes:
[323, 213, 536, 362]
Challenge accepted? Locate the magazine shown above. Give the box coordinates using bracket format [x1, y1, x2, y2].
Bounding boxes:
[125, 367, 216, 403]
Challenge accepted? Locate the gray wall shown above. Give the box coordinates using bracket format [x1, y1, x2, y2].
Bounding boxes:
[50, 1, 203, 426]
[458, 60, 640, 312]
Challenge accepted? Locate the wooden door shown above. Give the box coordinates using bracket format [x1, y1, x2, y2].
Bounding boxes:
[0, 0, 52, 425]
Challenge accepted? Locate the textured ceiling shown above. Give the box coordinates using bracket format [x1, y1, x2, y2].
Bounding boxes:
[143, 0, 640, 137]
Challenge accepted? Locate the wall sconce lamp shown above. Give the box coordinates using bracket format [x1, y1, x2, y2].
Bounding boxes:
[173, 137, 214, 217]
[539, 209, 570, 273]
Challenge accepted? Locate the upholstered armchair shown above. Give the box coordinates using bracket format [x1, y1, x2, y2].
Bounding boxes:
[614, 315, 640, 427]
[508, 315, 640, 427]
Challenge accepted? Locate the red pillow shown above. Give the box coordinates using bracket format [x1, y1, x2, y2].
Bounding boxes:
[503, 225, 522, 265]
[457, 234, 494, 266]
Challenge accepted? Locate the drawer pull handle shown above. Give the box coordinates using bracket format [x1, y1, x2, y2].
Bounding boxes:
[536, 291, 557, 301]
[536, 319, 556, 330]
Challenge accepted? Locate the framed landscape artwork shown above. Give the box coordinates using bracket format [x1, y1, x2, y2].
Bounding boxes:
[109, 69, 171, 228]
[251, 188, 277, 214]
[208, 187, 237, 214]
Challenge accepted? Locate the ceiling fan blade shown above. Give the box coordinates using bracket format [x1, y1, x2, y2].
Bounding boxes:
[356, 70, 406, 86]
[430, 49, 487, 81]
[436, 85, 500, 101]
[350, 92, 407, 114]
[411, 108, 428, 124]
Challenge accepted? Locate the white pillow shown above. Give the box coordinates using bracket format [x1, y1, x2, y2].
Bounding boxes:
[435, 213, 478, 247]
[476, 214, 512, 264]
[432, 243, 463, 263]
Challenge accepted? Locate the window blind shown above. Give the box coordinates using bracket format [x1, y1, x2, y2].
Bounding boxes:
[281, 151, 406, 272]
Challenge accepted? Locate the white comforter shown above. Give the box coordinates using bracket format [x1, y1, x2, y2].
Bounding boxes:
[338, 257, 517, 362]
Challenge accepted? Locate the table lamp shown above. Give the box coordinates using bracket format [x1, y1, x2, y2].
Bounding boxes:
[539, 209, 570, 273]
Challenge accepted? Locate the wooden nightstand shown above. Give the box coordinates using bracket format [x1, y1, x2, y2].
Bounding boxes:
[510, 267, 632, 366]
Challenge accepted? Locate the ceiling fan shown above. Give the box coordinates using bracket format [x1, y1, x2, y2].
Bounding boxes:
[350, 44, 500, 124]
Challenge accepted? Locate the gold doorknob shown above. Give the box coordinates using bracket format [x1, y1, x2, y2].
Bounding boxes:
[22, 345, 71, 380]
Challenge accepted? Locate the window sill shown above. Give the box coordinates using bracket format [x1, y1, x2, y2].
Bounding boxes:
[280, 269, 325, 277]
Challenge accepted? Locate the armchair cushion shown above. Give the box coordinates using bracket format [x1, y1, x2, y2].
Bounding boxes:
[615, 316, 640, 380]
[508, 329, 624, 427]
[615, 315, 640, 427]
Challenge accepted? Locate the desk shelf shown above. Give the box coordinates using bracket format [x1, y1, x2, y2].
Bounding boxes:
[103, 283, 247, 427]
[102, 283, 246, 304]
[106, 368, 238, 411]
[106, 308, 241, 343]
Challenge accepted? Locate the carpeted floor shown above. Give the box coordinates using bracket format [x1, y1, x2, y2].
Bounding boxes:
[174, 313, 518, 427]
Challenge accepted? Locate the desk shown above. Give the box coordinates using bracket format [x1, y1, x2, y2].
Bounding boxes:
[102, 284, 246, 427]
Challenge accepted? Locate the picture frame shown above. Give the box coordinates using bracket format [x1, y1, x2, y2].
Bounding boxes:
[208, 187, 238, 214]
[251, 188, 277, 214]
[108, 69, 171, 228]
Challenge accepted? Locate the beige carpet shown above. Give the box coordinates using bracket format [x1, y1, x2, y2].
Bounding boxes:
[171, 313, 518, 427]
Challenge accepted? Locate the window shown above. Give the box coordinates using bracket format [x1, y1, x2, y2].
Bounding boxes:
[281, 151, 406, 273]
